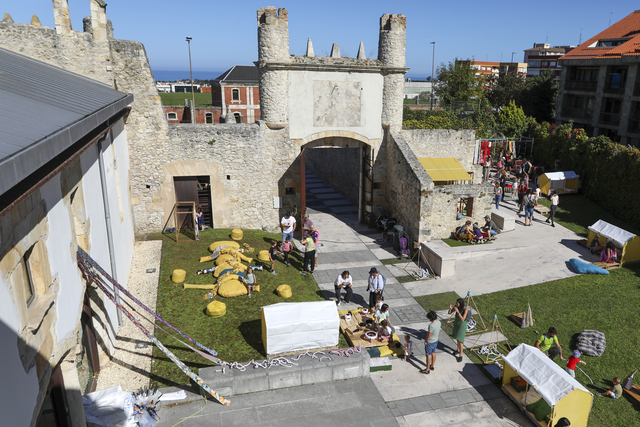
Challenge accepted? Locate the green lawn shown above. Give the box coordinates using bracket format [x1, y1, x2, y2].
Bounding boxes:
[147, 228, 331, 387]
[159, 92, 212, 107]
[536, 194, 640, 237]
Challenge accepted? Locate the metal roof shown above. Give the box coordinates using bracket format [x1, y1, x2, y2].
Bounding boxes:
[213, 65, 259, 83]
[0, 47, 134, 196]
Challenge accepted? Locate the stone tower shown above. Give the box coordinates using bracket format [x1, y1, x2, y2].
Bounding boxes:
[378, 13, 407, 131]
[257, 6, 290, 129]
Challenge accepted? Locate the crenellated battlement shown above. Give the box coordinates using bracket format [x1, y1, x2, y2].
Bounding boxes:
[379, 13, 407, 32]
[257, 6, 288, 24]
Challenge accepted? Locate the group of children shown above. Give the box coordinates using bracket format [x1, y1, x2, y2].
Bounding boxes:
[565, 349, 623, 399]
[454, 220, 496, 244]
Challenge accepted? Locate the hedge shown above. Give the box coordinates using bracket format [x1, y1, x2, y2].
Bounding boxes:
[531, 121, 640, 226]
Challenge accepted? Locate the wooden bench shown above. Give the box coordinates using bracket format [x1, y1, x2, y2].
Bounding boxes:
[534, 205, 550, 216]
[591, 261, 621, 270]
[624, 384, 640, 404]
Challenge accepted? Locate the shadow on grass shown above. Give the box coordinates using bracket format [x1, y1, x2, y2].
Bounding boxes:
[238, 319, 266, 357]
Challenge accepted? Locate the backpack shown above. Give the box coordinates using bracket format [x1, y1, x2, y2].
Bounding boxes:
[455, 225, 466, 236]
[525, 196, 536, 209]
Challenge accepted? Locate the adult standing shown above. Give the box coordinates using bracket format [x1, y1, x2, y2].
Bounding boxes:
[302, 213, 313, 239]
[523, 158, 534, 184]
[367, 267, 384, 310]
[535, 327, 564, 361]
[310, 225, 319, 268]
[300, 233, 316, 275]
[517, 179, 528, 213]
[449, 298, 469, 362]
[499, 170, 507, 201]
[334, 270, 353, 306]
[546, 191, 559, 227]
[523, 189, 536, 226]
[421, 311, 441, 374]
[494, 181, 503, 210]
[280, 212, 296, 244]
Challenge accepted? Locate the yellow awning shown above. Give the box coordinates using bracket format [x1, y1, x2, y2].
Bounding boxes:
[418, 158, 472, 182]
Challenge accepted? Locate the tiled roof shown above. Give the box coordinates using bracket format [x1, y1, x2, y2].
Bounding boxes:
[561, 10, 640, 60]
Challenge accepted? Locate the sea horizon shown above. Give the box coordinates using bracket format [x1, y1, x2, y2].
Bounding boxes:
[152, 69, 429, 82]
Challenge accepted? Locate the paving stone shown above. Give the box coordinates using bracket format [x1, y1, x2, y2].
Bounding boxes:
[394, 399, 419, 416]
[424, 393, 447, 410]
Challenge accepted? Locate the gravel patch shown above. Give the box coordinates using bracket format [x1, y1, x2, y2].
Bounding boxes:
[95, 240, 162, 392]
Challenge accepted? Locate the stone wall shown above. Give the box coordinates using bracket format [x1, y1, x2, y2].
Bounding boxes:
[400, 129, 483, 183]
[304, 147, 361, 206]
[385, 132, 434, 244]
[378, 14, 407, 132]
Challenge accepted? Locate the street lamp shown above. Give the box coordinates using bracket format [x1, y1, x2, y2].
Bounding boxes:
[511, 51, 516, 72]
[186, 36, 196, 123]
[430, 41, 435, 111]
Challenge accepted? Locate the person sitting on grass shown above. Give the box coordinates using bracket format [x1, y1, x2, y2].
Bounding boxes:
[535, 327, 564, 361]
[240, 267, 256, 298]
[268, 239, 283, 275]
[601, 241, 618, 264]
[456, 220, 474, 244]
[482, 215, 500, 240]
[598, 377, 622, 399]
[472, 223, 486, 244]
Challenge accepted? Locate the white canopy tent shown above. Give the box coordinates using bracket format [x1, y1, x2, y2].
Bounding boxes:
[261, 301, 340, 355]
[588, 219, 636, 248]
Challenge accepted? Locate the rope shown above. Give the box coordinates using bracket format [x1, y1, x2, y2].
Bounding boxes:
[576, 365, 607, 391]
[77, 252, 230, 406]
[476, 344, 502, 362]
[77, 247, 219, 359]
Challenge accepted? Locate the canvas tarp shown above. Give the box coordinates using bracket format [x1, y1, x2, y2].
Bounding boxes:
[503, 344, 591, 406]
[588, 220, 635, 248]
[543, 171, 579, 181]
[261, 301, 339, 355]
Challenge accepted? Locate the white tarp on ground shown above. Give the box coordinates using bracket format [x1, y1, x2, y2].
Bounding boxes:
[544, 171, 579, 181]
[262, 300, 340, 355]
[588, 219, 636, 247]
[503, 344, 591, 406]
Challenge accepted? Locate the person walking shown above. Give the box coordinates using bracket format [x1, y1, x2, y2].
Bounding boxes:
[517, 179, 528, 213]
[421, 311, 441, 374]
[310, 225, 319, 268]
[494, 181, 503, 210]
[280, 212, 296, 244]
[334, 270, 353, 305]
[300, 233, 316, 275]
[523, 189, 536, 226]
[499, 170, 507, 201]
[367, 267, 384, 310]
[546, 191, 558, 227]
[449, 298, 469, 362]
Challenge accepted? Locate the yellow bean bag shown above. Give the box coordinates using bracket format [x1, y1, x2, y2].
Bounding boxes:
[213, 264, 236, 278]
[378, 333, 404, 357]
[236, 252, 253, 263]
[257, 250, 270, 261]
[219, 246, 239, 255]
[209, 241, 240, 252]
[215, 253, 235, 266]
[276, 284, 292, 298]
[183, 283, 217, 290]
[199, 255, 213, 263]
[218, 280, 248, 297]
[206, 301, 226, 317]
[225, 260, 248, 272]
[172, 269, 186, 283]
[218, 274, 241, 283]
[231, 229, 243, 240]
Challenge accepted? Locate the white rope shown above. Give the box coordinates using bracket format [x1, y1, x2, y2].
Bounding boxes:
[467, 318, 477, 333]
[477, 344, 502, 362]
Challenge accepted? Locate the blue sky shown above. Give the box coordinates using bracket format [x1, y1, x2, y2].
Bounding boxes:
[9, 1, 638, 79]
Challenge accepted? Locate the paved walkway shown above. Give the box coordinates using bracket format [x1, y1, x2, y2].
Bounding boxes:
[158, 172, 593, 426]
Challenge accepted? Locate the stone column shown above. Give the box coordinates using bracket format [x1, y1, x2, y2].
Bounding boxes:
[52, 0, 72, 35]
[257, 6, 290, 129]
[89, 0, 109, 42]
[378, 13, 407, 132]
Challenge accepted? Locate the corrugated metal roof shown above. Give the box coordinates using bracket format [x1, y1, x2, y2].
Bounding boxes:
[0, 47, 133, 195]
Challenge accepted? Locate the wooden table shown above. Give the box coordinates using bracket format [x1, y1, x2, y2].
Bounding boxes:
[624, 384, 640, 404]
[339, 310, 388, 349]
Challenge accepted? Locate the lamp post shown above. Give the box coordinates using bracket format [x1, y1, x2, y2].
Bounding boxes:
[430, 41, 435, 111]
[186, 36, 196, 123]
[510, 51, 516, 73]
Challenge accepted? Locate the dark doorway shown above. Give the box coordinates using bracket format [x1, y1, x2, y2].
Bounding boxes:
[174, 176, 213, 228]
[35, 365, 71, 427]
[76, 292, 100, 395]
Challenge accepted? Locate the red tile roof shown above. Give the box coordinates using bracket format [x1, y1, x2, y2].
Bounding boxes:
[561, 10, 640, 60]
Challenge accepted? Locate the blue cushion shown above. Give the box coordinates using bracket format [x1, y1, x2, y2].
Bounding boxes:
[570, 258, 609, 275]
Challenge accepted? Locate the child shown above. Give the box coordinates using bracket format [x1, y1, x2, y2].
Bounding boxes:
[472, 223, 485, 243]
[403, 335, 413, 361]
[241, 267, 256, 298]
[268, 240, 282, 275]
[281, 236, 293, 267]
[375, 295, 384, 312]
[599, 377, 622, 398]
[378, 320, 393, 342]
[565, 350, 586, 378]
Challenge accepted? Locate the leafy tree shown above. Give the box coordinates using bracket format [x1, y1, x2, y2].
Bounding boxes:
[519, 71, 558, 123]
[496, 100, 534, 137]
[487, 72, 527, 109]
[435, 59, 484, 109]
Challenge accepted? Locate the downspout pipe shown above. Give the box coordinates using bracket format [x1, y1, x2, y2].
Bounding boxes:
[97, 133, 123, 326]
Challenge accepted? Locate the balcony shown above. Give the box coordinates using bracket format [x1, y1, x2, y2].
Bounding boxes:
[604, 81, 626, 94]
[562, 108, 592, 120]
[565, 81, 598, 91]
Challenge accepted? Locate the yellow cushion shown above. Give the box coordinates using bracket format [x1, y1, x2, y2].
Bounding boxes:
[171, 269, 186, 283]
[378, 346, 394, 357]
[219, 274, 240, 283]
[215, 254, 235, 266]
[257, 250, 271, 261]
[213, 264, 236, 278]
[276, 284, 292, 298]
[209, 241, 240, 252]
[206, 301, 226, 317]
[231, 229, 243, 240]
[218, 280, 248, 297]
[199, 255, 213, 263]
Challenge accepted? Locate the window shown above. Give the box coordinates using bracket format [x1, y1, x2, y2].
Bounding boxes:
[550, 61, 556, 67]
[234, 113, 242, 123]
[205, 112, 213, 124]
[167, 112, 178, 120]
[542, 61, 548, 67]
[231, 89, 240, 101]
[23, 247, 36, 307]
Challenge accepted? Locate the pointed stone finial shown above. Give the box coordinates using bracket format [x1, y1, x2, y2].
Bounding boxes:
[357, 41, 366, 59]
[31, 15, 42, 26]
[3, 13, 14, 24]
[306, 38, 314, 57]
[330, 43, 340, 58]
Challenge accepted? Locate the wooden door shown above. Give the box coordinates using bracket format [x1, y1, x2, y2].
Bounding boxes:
[174, 177, 198, 229]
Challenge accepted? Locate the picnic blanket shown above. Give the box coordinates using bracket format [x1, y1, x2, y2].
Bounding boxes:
[577, 329, 606, 357]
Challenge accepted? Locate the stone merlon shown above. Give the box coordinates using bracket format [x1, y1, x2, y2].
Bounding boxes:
[380, 13, 407, 31]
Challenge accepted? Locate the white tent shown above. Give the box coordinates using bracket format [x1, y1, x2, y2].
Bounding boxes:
[261, 301, 340, 355]
[588, 219, 636, 248]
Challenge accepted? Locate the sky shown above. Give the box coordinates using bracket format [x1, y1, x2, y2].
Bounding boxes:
[8, 1, 639, 80]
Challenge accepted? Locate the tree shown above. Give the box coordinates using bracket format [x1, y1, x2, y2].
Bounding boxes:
[487, 71, 527, 110]
[496, 100, 534, 138]
[519, 71, 558, 123]
[435, 59, 484, 109]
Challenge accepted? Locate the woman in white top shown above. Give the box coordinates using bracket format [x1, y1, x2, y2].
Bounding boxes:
[334, 270, 353, 305]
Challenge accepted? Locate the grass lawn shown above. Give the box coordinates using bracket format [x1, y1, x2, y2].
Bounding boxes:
[147, 228, 336, 387]
[470, 265, 640, 427]
[536, 194, 640, 237]
[442, 238, 493, 247]
[159, 92, 212, 107]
